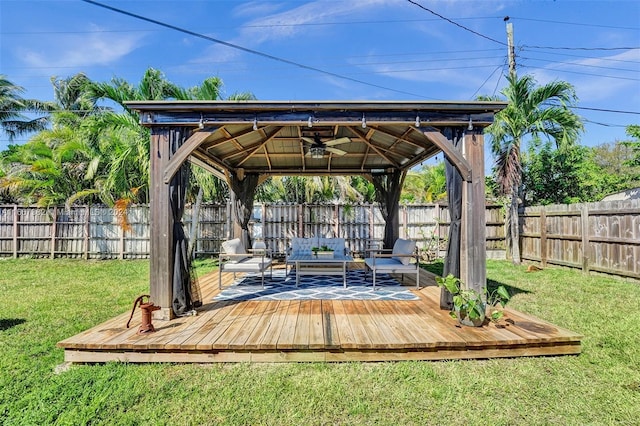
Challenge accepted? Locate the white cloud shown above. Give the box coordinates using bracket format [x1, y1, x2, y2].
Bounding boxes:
[18, 26, 144, 69]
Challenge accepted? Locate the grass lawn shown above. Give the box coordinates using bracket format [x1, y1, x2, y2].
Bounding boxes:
[1, 258, 639, 425]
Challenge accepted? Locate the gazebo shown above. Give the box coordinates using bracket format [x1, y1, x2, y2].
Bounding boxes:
[126, 100, 507, 320]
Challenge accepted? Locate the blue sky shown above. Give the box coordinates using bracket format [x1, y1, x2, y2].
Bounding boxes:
[1, 0, 639, 163]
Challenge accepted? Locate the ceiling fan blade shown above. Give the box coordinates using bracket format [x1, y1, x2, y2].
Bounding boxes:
[301, 137, 314, 144]
[324, 137, 351, 146]
[326, 147, 347, 156]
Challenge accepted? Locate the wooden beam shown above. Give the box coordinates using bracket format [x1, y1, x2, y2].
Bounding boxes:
[237, 127, 283, 167]
[345, 126, 402, 168]
[149, 129, 174, 320]
[421, 128, 473, 181]
[163, 130, 214, 184]
[188, 156, 227, 181]
[460, 129, 486, 295]
[201, 126, 256, 152]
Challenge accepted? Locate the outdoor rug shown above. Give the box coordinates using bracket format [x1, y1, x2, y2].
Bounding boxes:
[214, 270, 419, 301]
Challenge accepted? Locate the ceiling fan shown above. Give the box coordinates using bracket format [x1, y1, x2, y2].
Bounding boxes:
[301, 133, 350, 158]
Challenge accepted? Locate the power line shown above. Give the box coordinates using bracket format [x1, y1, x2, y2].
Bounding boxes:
[510, 16, 639, 31]
[520, 65, 640, 82]
[471, 63, 507, 99]
[583, 119, 631, 128]
[520, 56, 640, 73]
[520, 49, 640, 65]
[1, 16, 506, 35]
[523, 45, 640, 51]
[571, 106, 640, 115]
[79, 0, 429, 99]
[405, 0, 506, 46]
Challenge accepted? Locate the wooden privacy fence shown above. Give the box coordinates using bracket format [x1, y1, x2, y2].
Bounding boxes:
[0, 203, 505, 260]
[520, 199, 640, 280]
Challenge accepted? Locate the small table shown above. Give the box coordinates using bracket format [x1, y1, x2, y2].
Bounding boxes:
[288, 254, 354, 288]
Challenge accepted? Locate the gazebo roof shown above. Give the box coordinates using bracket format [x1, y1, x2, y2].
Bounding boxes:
[127, 100, 507, 177]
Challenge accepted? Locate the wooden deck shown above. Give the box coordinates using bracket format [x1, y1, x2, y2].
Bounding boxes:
[58, 264, 582, 363]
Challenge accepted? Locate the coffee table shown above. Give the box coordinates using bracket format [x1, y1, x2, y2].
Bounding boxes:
[288, 254, 354, 288]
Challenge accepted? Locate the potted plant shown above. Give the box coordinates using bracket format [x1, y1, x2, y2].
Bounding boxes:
[435, 274, 510, 327]
[312, 245, 334, 259]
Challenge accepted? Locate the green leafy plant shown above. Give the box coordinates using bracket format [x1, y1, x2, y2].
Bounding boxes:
[435, 273, 510, 326]
[312, 245, 333, 252]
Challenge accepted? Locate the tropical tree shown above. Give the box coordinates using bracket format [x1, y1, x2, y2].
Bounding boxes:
[623, 125, 640, 168]
[48, 73, 96, 114]
[81, 68, 186, 208]
[401, 163, 446, 203]
[255, 176, 363, 204]
[0, 75, 48, 140]
[522, 140, 607, 205]
[483, 74, 583, 263]
[0, 115, 95, 206]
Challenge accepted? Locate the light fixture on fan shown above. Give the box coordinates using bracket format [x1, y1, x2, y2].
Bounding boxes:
[302, 132, 350, 159]
[309, 146, 325, 158]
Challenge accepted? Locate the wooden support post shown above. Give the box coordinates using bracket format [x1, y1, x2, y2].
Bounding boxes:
[51, 207, 57, 259]
[460, 129, 486, 295]
[581, 205, 590, 273]
[149, 129, 174, 321]
[13, 205, 18, 259]
[540, 210, 547, 267]
[334, 204, 339, 237]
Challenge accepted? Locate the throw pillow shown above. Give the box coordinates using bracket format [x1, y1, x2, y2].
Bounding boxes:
[392, 238, 416, 265]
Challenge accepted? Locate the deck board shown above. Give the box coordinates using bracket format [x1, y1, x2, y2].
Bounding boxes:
[58, 263, 583, 363]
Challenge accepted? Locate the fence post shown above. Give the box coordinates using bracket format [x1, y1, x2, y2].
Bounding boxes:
[540, 209, 547, 267]
[83, 205, 90, 259]
[51, 207, 57, 259]
[369, 203, 374, 243]
[581, 205, 590, 273]
[298, 204, 303, 237]
[402, 205, 408, 239]
[13, 205, 18, 258]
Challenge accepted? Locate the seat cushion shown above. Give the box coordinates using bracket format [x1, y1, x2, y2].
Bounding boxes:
[221, 238, 248, 262]
[365, 258, 417, 272]
[222, 257, 272, 272]
[392, 238, 416, 265]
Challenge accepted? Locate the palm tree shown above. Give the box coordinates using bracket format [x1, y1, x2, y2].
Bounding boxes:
[49, 73, 96, 114]
[0, 75, 48, 140]
[82, 68, 186, 207]
[483, 74, 583, 263]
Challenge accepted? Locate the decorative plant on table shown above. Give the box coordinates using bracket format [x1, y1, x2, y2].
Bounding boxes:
[435, 274, 510, 327]
[311, 245, 333, 253]
[311, 245, 334, 258]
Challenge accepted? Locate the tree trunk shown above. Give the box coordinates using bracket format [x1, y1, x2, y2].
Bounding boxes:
[509, 184, 521, 264]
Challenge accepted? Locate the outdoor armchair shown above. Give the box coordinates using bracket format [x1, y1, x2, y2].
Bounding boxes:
[218, 239, 273, 289]
[364, 238, 420, 290]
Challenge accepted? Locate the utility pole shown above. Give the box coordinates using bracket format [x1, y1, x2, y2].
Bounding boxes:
[505, 16, 516, 79]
